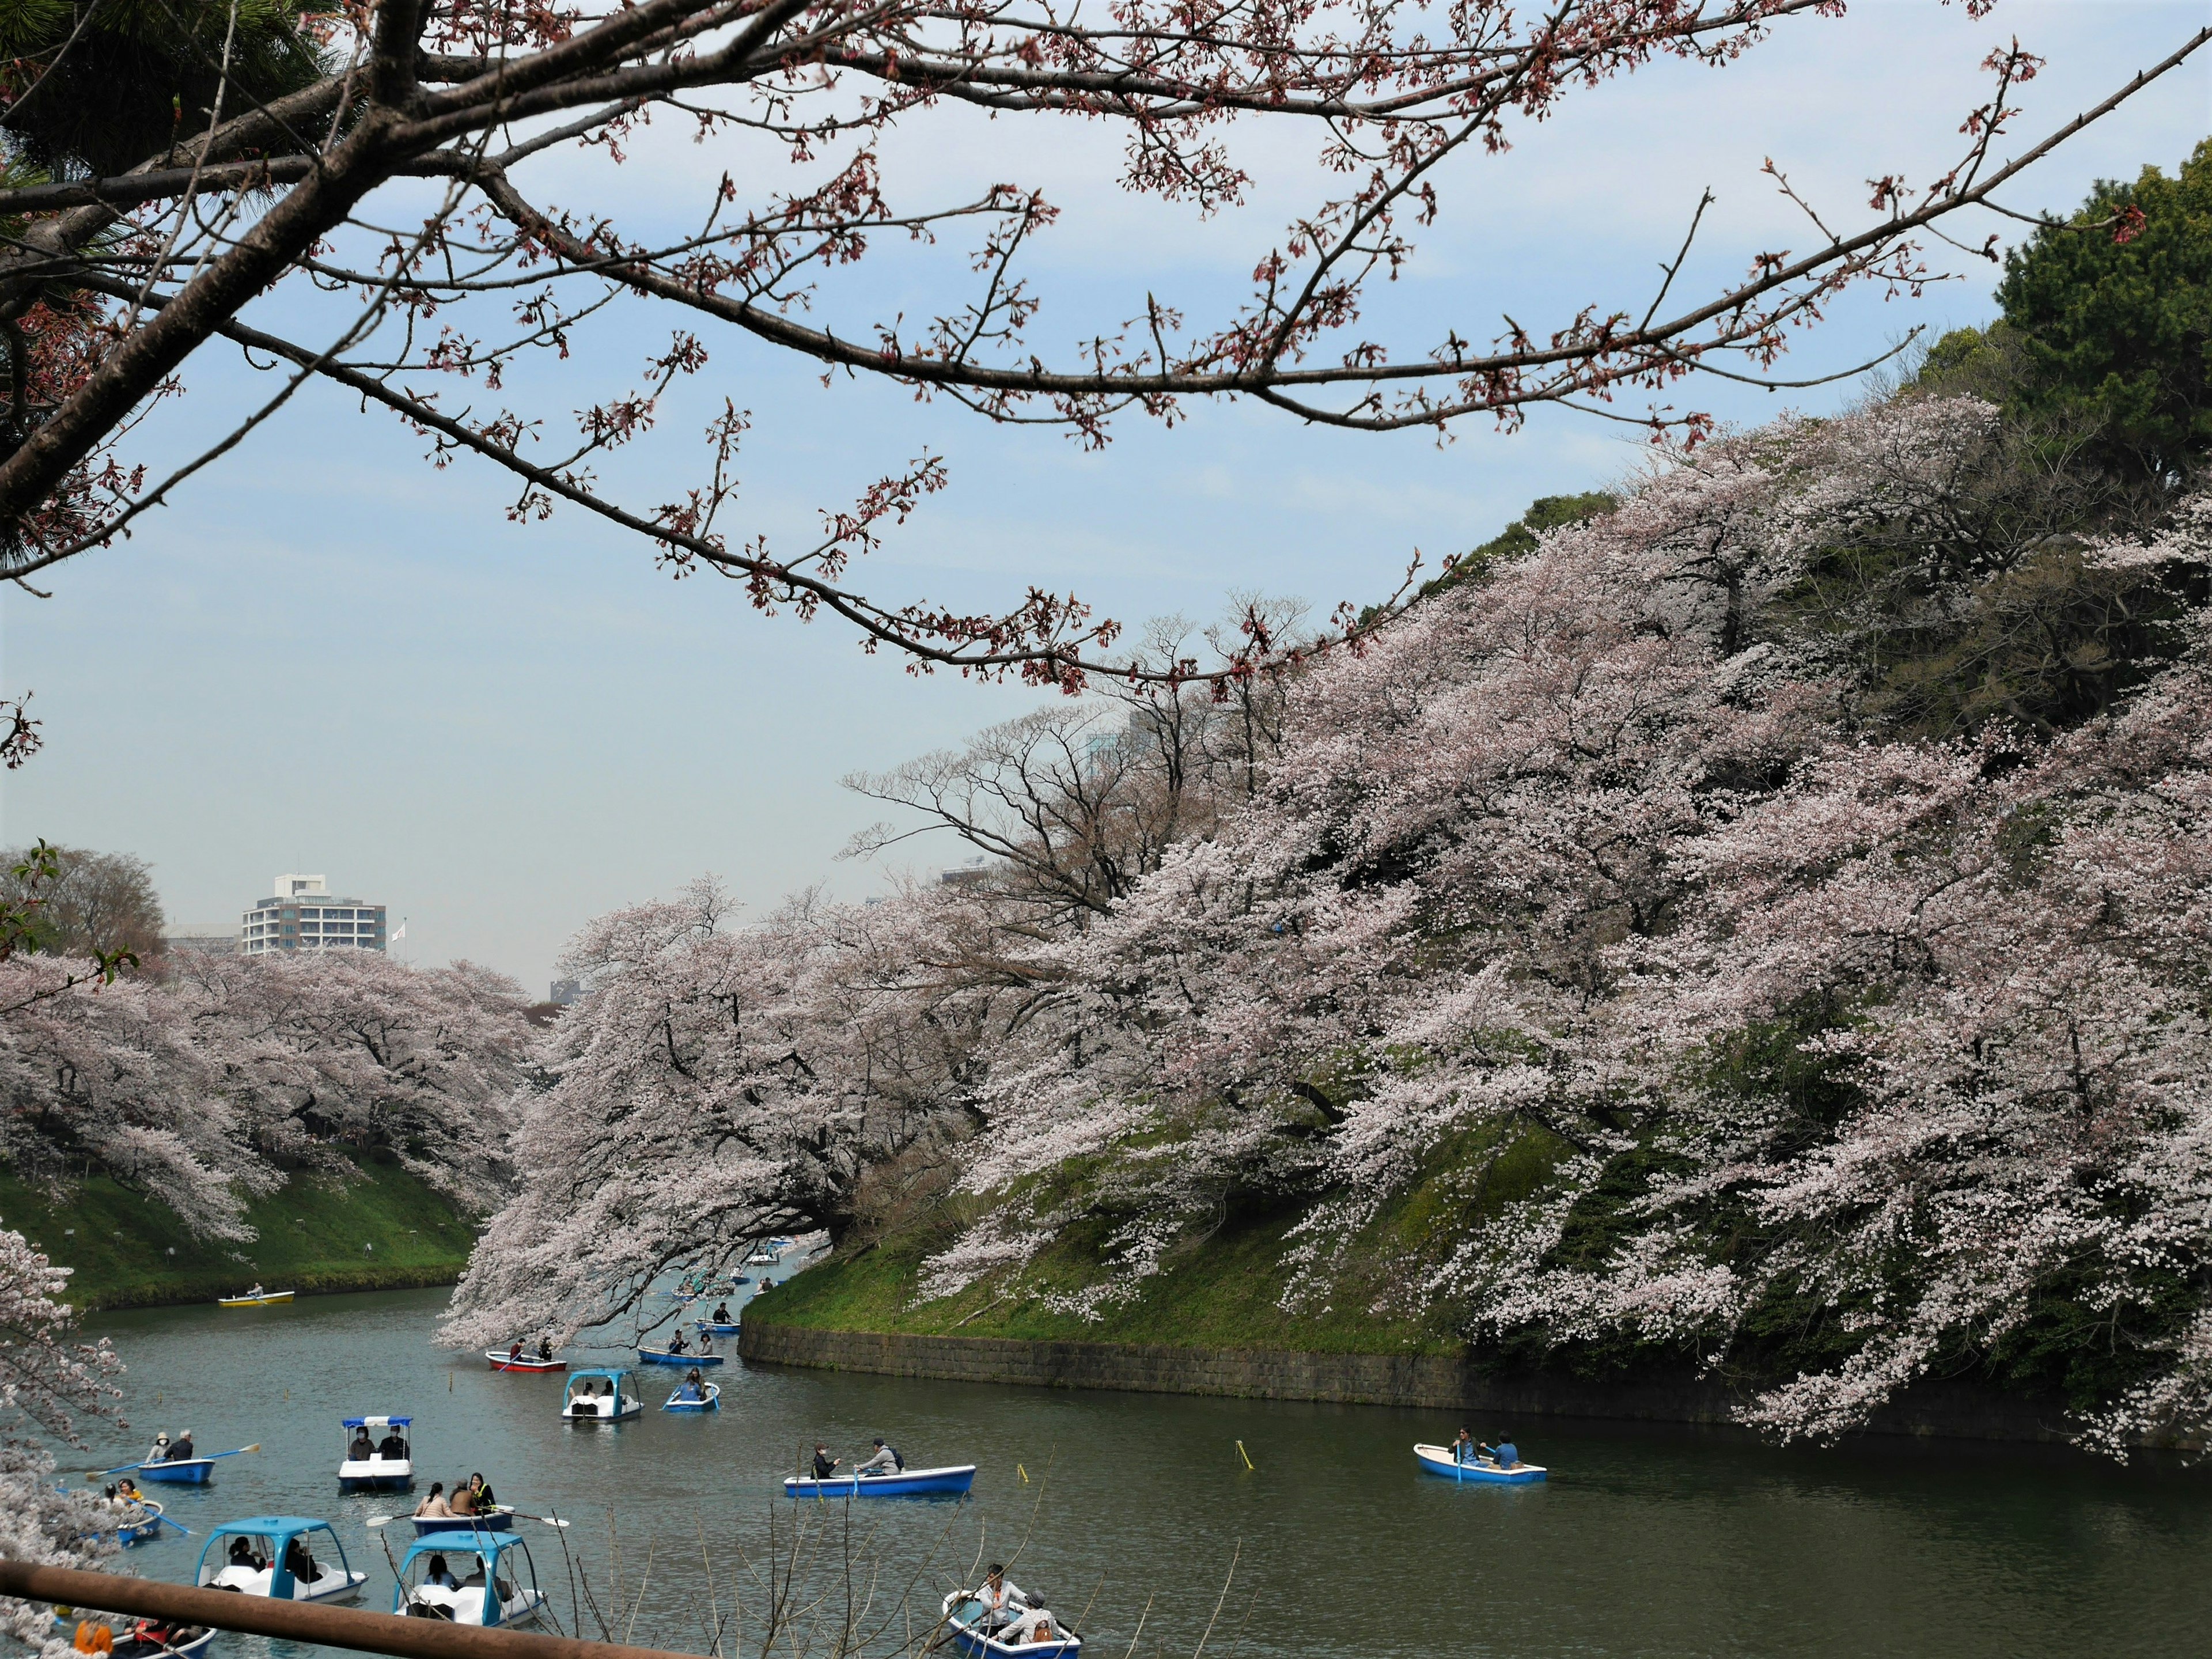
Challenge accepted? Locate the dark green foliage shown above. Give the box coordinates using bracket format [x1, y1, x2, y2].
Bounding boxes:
[1995, 138, 2212, 491]
[0, 0, 333, 179]
[1425, 491, 1618, 599]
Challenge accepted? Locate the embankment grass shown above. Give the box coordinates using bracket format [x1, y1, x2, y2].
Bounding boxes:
[0, 1154, 480, 1310]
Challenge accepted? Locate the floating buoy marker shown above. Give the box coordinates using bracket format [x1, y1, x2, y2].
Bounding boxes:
[1236, 1440, 1255, 1471]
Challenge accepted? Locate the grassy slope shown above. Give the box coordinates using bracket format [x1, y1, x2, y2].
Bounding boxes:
[0, 1154, 482, 1310]
[753, 1211, 1457, 1354]
[753, 1121, 1575, 1357]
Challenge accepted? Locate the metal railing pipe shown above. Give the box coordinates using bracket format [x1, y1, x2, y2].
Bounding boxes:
[0, 1562, 696, 1659]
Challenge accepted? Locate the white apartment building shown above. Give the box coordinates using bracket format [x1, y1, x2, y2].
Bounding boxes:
[241, 874, 390, 955]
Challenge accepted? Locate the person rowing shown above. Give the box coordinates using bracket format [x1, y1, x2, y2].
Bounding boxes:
[1480, 1434, 1521, 1469]
[976, 1565, 1026, 1631]
[168, 1430, 195, 1461]
[1450, 1427, 1481, 1465]
[710, 1301, 733, 1323]
[666, 1328, 689, 1356]
[854, 1438, 903, 1476]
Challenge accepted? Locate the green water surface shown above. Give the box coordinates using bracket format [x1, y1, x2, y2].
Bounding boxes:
[73, 1288, 2212, 1659]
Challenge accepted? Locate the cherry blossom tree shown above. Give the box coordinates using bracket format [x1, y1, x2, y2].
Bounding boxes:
[0, 950, 532, 1235]
[3, 0, 2202, 684]
[443, 878, 1029, 1344]
[454, 389, 2212, 1448]
[173, 950, 533, 1211]
[0, 1225, 124, 1646]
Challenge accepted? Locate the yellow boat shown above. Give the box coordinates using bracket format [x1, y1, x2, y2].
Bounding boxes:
[217, 1287, 296, 1308]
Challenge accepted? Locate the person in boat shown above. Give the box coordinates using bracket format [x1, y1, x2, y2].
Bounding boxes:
[281, 1535, 316, 1585]
[145, 1432, 171, 1464]
[424, 1554, 460, 1591]
[113, 1478, 141, 1502]
[468, 1472, 498, 1510]
[415, 1482, 454, 1518]
[976, 1566, 1026, 1631]
[1451, 1427, 1480, 1465]
[854, 1438, 902, 1476]
[349, 1427, 377, 1463]
[509, 1340, 525, 1363]
[168, 1431, 195, 1461]
[811, 1444, 842, 1480]
[245, 1284, 264, 1298]
[537, 1335, 555, 1362]
[449, 1478, 478, 1516]
[711, 1302, 733, 1324]
[1481, 1435, 1521, 1469]
[698, 1330, 715, 1355]
[1006, 1611, 1060, 1648]
[228, 1535, 263, 1571]
[378, 1426, 407, 1459]
[666, 1328, 689, 1355]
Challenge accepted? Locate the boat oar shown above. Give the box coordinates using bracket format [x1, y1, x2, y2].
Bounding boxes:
[204, 1445, 262, 1462]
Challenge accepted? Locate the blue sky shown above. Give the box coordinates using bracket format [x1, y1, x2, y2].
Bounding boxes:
[2, 0, 2206, 995]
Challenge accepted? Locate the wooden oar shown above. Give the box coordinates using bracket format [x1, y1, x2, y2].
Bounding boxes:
[94, 1444, 258, 1478]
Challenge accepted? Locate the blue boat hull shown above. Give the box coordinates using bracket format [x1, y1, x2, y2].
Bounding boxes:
[638, 1347, 725, 1366]
[135, 1459, 214, 1485]
[784, 1464, 976, 1499]
[412, 1511, 516, 1538]
[694, 1322, 741, 1336]
[119, 1516, 164, 1546]
[1412, 1445, 1546, 1484]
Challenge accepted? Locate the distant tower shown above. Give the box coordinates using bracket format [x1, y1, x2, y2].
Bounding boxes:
[241, 874, 390, 954]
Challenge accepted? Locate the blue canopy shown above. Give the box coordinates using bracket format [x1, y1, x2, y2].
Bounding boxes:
[566, 1367, 633, 1384]
[342, 1416, 411, 1428]
[399, 1529, 533, 1568]
[202, 1516, 334, 1540]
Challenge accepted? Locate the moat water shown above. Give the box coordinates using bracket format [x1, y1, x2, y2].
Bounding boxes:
[77, 1286, 2212, 1659]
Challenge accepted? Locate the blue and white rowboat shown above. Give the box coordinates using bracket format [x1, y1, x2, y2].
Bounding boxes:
[638, 1346, 725, 1366]
[412, 1507, 517, 1538]
[664, 1383, 721, 1412]
[784, 1464, 976, 1499]
[135, 1459, 215, 1486]
[118, 1501, 166, 1546]
[939, 1592, 1079, 1658]
[694, 1321, 741, 1336]
[1412, 1443, 1547, 1483]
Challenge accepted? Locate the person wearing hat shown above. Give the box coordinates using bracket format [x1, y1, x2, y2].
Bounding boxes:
[169, 1430, 195, 1461]
[854, 1438, 902, 1476]
[144, 1432, 171, 1464]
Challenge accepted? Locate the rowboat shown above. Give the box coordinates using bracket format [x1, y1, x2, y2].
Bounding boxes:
[413, 1506, 516, 1538]
[1412, 1443, 1547, 1484]
[194, 1517, 366, 1603]
[637, 1346, 725, 1366]
[118, 1499, 166, 1546]
[783, 1464, 976, 1499]
[664, 1383, 721, 1412]
[134, 1459, 215, 1486]
[217, 1289, 294, 1308]
[394, 1531, 547, 1628]
[694, 1321, 741, 1336]
[338, 1416, 414, 1493]
[485, 1350, 565, 1373]
[54, 1615, 214, 1659]
[940, 1590, 1080, 1658]
[562, 1368, 642, 1422]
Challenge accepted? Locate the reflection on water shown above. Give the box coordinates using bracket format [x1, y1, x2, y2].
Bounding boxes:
[79, 1287, 2212, 1659]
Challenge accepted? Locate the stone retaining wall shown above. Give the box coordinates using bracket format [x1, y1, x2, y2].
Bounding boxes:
[739, 1321, 2078, 1443]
